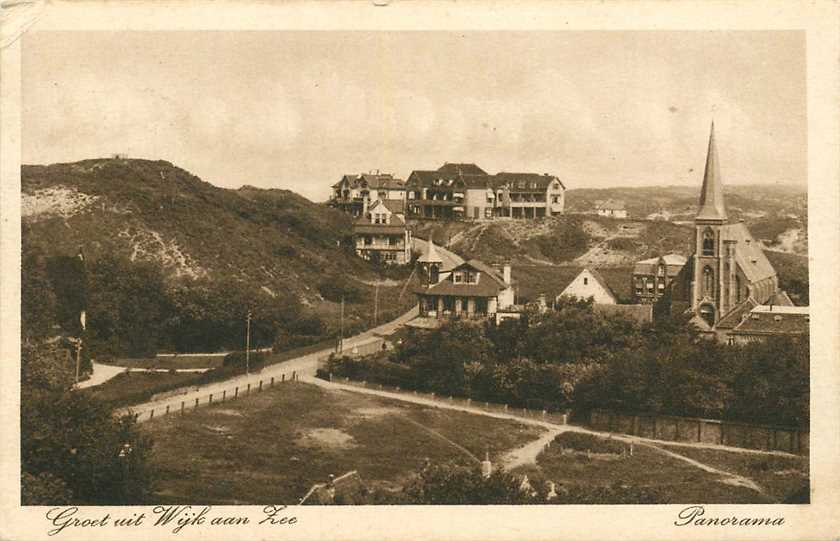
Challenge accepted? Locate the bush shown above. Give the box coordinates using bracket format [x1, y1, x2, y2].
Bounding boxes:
[552, 432, 627, 455]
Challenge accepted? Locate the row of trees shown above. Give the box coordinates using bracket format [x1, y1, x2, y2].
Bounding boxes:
[328, 298, 809, 428]
[22, 246, 330, 358]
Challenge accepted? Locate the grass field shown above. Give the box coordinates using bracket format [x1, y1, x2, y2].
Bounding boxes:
[654, 443, 809, 503]
[140, 382, 546, 504]
[85, 371, 206, 405]
[515, 432, 774, 504]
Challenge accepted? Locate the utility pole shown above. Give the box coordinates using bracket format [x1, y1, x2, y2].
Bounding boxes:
[373, 283, 379, 326]
[74, 338, 82, 385]
[339, 295, 345, 353]
[245, 309, 252, 375]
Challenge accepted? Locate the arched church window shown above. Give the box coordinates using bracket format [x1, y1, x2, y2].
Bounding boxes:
[702, 229, 715, 256]
[703, 266, 714, 296]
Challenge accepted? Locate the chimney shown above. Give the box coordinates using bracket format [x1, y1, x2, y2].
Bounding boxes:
[503, 265, 511, 286]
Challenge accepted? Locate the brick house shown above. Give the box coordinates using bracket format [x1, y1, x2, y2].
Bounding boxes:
[632, 254, 688, 304]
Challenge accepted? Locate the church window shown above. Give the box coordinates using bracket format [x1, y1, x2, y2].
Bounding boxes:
[703, 266, 714, 296]
[702, 229, 715, 256]
[735, 275, 742, 303]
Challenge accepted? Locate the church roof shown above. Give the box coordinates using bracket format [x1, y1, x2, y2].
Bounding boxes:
[721, 222, 777, 283]
[696, 122, 728, 222]
[716, 297, 759, 330]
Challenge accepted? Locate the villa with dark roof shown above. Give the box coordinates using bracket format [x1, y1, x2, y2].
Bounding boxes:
[415, 238, 515, 319]
[405, 162, 565, 220]
[330, 171, 406, 217]
[663, 124, 806, 342]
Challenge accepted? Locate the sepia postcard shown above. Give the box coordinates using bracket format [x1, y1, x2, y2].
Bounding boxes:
[1, 1, 839, 540]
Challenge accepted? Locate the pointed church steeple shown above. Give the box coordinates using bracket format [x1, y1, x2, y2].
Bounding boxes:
[696, 122, 728, 223]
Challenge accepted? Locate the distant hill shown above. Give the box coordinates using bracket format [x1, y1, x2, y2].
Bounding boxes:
[21, 159, 379, 299]
[21, 159, 421, 354]
[566, 184, 808, 255]
[411, 183, 808, 304]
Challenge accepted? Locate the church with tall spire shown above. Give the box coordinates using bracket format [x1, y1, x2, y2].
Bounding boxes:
[667, 123, 795, 338]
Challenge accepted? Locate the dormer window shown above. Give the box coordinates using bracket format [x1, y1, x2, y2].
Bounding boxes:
[453, 272, 463, 284]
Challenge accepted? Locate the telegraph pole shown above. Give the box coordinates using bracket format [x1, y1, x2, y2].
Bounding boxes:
[74, 338, 82, 385]
[339, 295, 345, 353]
[245, 309, 252, 375]
[373, 283, 379, 326]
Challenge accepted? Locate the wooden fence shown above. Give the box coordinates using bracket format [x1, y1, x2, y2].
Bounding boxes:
[330, 375, 570, 426]
[590, 409, 808, 455]
[128, 371, 300, 423]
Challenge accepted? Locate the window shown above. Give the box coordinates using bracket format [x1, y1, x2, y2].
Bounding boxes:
[484, 208, 493, 218]
[658, 282, 665, 291]
[646, 282, 654, 292]
[702, 228, 715, 256]
[703, 266, 714, 296]
[453, 273, 463, 284]
[364, 236, 372, 245]
[658, 265, 665, 277]
[583, 277, 588, 285]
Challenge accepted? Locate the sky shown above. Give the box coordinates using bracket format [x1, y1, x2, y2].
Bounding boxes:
[23, 31, 806, 201]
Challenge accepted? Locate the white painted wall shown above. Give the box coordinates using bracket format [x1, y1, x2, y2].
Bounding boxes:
[558, 269, 616, 305]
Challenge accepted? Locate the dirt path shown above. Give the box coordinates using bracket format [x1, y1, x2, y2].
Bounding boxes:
[122, 306, 419, 420]
[77, 361, 125, 389]
[500, 428, 564, 470]
[303, 377, 767, 495]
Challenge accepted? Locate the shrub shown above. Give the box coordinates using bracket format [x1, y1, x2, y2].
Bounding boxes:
[552, 432, 627, 455]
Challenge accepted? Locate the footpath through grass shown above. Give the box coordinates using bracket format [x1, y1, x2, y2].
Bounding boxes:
[140, 381, 545, 505]
[515, 432, 777, 504]
[653, 443, 809, 503]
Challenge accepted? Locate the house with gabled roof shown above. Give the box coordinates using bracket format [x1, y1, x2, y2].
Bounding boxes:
[415, 239, 515, 319]
[596, 199, 628, 219]
[632, 253, 688, 304]
[351, 199, 412, 265]
[330, 171, 405, 217]
[556, 268, 618, 305]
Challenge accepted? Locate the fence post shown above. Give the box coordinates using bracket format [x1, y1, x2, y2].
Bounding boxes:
[292, 371, 296, 381]
[223, 390, 226, 401]
[181, 402, 185, 415]
[259, 380, 263, 391]
[166, 405, 170, 415]
[149, 409, 154, 419]
[282, 374, 285, 382]
[271, 377, 275, 387]
[235, 386, 239, 398]
[195, 397, 199, 408]
[247, 383, 251, 395]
